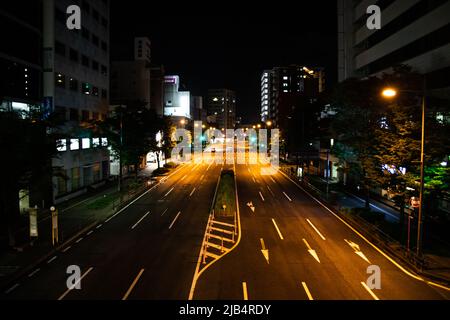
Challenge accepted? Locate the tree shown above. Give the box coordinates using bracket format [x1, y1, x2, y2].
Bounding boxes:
[0, 109, 58, 247]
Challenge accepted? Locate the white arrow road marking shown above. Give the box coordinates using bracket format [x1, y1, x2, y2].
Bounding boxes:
[242, 282, 248, 300]
[259, 192, 265, 202]
[361, 282, 380, 300]
[58, 267, 94, 300]
[267, 185, 275, 197]
[247, 202, 255, 213]
[189, 187, 196, 197]
[306, 219, 326, 241]
[260, 238, 269, 264]
[169, 211, 181, 229]
[301, 282, 314, 300]
[272, 219, 284, 240]
[345, 239, 371, 263]
[283, 192, 292, 202]
[303, 239, 320, 263]
[122, 269, 145, 300]
[131, 211, 151, 230]
[164, 187, 174, 198]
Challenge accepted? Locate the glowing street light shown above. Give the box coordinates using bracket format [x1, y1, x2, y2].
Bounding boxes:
[382, 88, 397, 98]
[180, 119, 186, 125]
[257, 124, 261, 129]
[266, 120, 272, 127]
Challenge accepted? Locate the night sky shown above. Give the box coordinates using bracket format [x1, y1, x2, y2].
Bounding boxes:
[111, 1, 338, 123]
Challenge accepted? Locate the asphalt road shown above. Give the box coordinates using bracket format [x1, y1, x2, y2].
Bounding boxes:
[2, 160, 223, 300]
[2, 149, 450, 300]
[193, 160, 450, 300]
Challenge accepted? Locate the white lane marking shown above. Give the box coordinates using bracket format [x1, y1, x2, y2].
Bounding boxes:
[122, 269, 145, 300]
[86, 230, 94, 236]
[189, 187, 196, 197]
[302, 282, 314, 300]
[28, 268, 41, 278]
[283, 192, 292, 202]
[270, 176, 276, 184]
[206, 163, 212, 171]
[58, 267, 94, 300]
[200, 174, 205, 180]
[306, 219, 326, 241]
[4, 284, 19, 294]
[161, 208, 169, 216]
[62, 246, 72, 253]
[303, 239, 321, 263]
[279, 170, 450, 291]
[96, 224, 103, 229]
[180, 175, 187, 181]
[164, 187, 174, 198]
[252, 177, 256, 183]
[271, 218, 284, 240]
[267, 185, 275, 197]
[75, 237, 83, 244]
[47, 256, 57, 264]
[169, 211, 182, 229]
[259, 191, 265, 202]
[242, 282, 248, 300]
[131, 211, 151, 230]
[361, 282, 380, 300]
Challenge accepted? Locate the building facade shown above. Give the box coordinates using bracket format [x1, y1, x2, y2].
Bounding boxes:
[207, 89, 236, 130]
[150, 65, 165, 116]
[44, 0, 111, 203]
[338, 0, 450, 97]
[164, 75, 191, 125]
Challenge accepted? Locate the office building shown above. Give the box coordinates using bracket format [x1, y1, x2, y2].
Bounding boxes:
[44, 0, 111, 203]
[164, 75, 191, 125]
[150, 65, 165, 116]
[338, 0, 450, 96]
[207, 89, 236, 130]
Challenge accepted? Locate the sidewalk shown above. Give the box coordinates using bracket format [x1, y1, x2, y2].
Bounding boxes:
[280, 165, 450, 285]
[0, 165, 160, 290]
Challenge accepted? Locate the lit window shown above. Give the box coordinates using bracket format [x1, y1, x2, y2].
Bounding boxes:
[101, 138, 108, 146]
[283, 83, 288, 87]
[283, 76, 288, 80]
[57, 139, 67, 152]
[283, 90, 288, 93]
[92, 138, 100, 147]
[213, 97, 218, 102]
[70, 139, 79, 150]
[82, 138, 90, 149]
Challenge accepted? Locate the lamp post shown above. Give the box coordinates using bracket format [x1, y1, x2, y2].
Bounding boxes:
[381, 86, 426, 259]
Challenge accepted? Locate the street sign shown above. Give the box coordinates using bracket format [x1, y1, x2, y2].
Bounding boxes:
[29, 206, 38, 238]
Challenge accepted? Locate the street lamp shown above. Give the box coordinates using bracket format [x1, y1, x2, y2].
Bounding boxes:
[266, 120, 272, 128]
[381, 85, 426, 259]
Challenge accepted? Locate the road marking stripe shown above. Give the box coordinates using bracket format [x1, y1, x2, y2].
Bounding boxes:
[272, 218, 284, 240]
[270, 176, 276, 184]
[75, 237, 83, 243]
[96, 224, 103, 229]
[161, 208, 168, 216]
[122, 269, 145, 300]
[302, 282, 314, 300]
[131, 211, 151, 230]
[267, 185, 275, 196]
[252, 177, 256, 183]
[259, 191, 265, 202]
[62, 246, 72, 253]
[242, 282, 248, 300]
[361, 282, 380, 300]
[200, 174, 205, 180]
[283, 192, 292, 202]
[306, 219, 326, 240]
[180, 175, 187, 181]
[4, 283, 19, 294]
[164, 187, 174, 198]
[86, 230, 94, 236]
[47, 256, 57, 264]
[169, 211, 181, 229]
[277, 170, 450, 291]
[28, 268, 40, 277]
[189, 187, 196, 197]
[58, 267, 93, 300]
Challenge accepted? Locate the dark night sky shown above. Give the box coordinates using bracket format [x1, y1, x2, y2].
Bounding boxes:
[111, 1, 338, 123]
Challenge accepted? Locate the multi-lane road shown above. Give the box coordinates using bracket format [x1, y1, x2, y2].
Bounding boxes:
[2, 149, 450, 300]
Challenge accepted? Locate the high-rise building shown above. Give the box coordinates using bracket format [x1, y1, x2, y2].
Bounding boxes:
[338, 0, 450, 96]
[260, 65, 324, 127]
[191, 96, 206, 123]
[43, 0, 111, 203]
[111, 37, 152, 109]
[207, 89, 236, 130]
